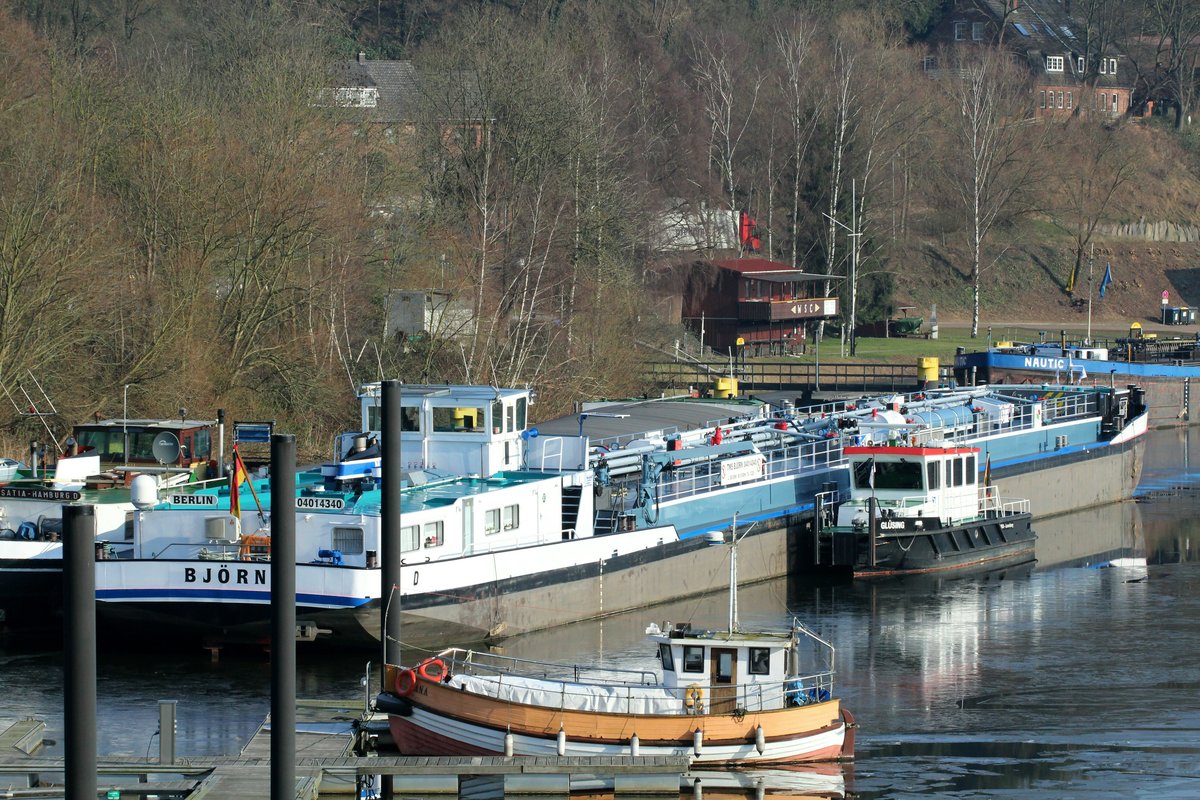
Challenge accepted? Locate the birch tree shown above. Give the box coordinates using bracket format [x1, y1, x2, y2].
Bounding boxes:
[692, 32, 764, 242]
[937, 48, 1039, 338]
[775, 17, 823, 268]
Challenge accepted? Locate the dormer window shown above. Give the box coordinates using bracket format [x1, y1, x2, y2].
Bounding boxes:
[954, 21, 967, 40]
[1046, 56, 1064, 72]
[1077, 57, 1085, 72]
[972, 22, 985, 41]
[1108, 58, 1117, 74]
[1100, 59, 1107, 74]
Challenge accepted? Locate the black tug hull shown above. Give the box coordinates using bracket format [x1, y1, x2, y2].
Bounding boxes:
[852, 512, 1036, 577]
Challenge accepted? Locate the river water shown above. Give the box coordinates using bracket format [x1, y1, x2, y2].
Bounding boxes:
[2, 426, 1199, 797]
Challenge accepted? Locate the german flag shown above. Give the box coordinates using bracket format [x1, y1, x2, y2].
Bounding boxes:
[230, 448, 249, 519]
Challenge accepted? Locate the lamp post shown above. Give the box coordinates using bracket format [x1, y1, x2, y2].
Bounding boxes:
[822, 180, 862, 356]
[122, 384, 130, 467]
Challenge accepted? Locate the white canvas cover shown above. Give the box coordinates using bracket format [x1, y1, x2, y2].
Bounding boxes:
[447, 673, 683, 715]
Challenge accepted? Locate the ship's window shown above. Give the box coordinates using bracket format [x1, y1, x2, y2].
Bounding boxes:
[505, 404, 515, 432]
[854, 460, 922, 490]
[927, 461, 941, 490]
[683, 646, 705, 673]
[966, 455, 976, 482]
[659, 643, 675, 672]
[433, 406, 482, 433]
[953, 458, 964, 486]
[401, 406, 420, 432]
[503, 504, 519, 530]
[715, 652, 734, 683]
[492, 400, 503, 433]
[423, 521, 444, 548]
[400, 524, 420, 552]
[516, 398, 528, 430]
[332, 526, 364, 555]
[749, 647, 770, 675]
[484, 508, 501, 534]
[192, 429, 211, 459]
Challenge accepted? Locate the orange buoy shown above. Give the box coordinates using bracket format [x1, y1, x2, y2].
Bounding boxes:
[395, 668, 418, 697]
[418, 658, 447, 682]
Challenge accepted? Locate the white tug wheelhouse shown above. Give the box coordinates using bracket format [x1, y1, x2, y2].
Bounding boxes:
[836, 444, 982, 530]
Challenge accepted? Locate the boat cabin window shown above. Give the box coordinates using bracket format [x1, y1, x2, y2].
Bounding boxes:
[853, 459, 923, 490]
[715, 651, 734, 684]
[484, 508, 501, 534]
[659, 643, 675, 672]
[402, 406, 420, 432]
[185, 430, 211, 460]
[503, 504, 519, 530]
[433, 406, 485, 433]
[332, 526, 364, 555]
[400, 525, 420, 552]
[749, 647, 770, 675]
[491, 400, 503, 433]
[966, 455, 976, 482]
[516, 398, 527, 430]
[682, 645, 705, 673]
[75, 427, 197, 465]
[423, 521, 444, 548]
[927, 461, 940, 490]
[952, 458, 964, 486]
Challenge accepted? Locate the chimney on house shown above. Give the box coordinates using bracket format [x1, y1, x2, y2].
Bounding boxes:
[357, 51, 366, 64]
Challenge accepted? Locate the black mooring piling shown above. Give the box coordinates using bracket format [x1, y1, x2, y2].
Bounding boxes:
[64, 504, 96, 800]
[381, 379, 403, 669]
[270, 434, 296, 800]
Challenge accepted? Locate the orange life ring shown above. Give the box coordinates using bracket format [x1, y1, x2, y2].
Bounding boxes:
[418, 658, 447, 682]
[395, 668, 417, 697]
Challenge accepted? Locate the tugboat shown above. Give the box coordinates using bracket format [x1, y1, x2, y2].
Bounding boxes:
[818, 440, 1035, 576]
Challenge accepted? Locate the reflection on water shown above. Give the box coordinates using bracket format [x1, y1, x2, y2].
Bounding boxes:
[1, 426, 1199, 797]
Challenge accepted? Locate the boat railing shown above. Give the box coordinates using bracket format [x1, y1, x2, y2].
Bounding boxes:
[441, 648, 660, 687]
[650, 437, 846, 505]
[437, 658, 837, 715]
[104, 540, 264, 561]
[979, 486, 1029, 516]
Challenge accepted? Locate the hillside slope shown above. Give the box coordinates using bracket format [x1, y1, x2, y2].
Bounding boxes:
[892, 119, 1200, 331]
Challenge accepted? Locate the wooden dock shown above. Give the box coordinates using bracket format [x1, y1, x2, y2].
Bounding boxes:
[0, 707, 693, 798]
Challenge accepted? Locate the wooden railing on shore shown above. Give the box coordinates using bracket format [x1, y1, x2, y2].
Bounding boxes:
[644, 360, 922, 394]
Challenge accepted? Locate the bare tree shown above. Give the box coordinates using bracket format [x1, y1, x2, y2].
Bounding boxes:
[692, 32, 764, 241]
[1139, 0, 1200, 128]
[1052, 119, 1142, 296]
[775, 16, 823, 268]
[937, 47, 1040, 338]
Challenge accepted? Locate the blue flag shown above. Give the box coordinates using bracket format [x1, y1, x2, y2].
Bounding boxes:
[1099, 263, 1113, 298]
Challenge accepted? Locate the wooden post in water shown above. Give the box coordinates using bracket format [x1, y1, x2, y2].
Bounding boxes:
[271, 435, 296, 800]
[64, 504, 96, 800]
